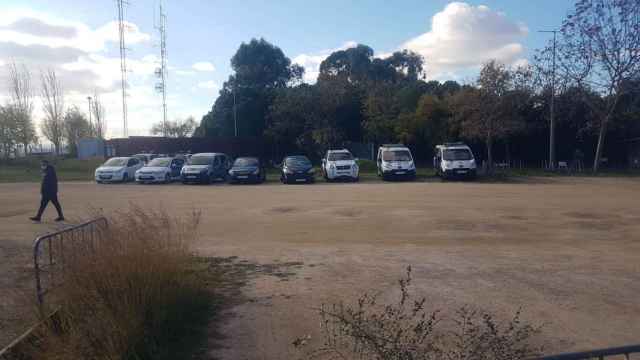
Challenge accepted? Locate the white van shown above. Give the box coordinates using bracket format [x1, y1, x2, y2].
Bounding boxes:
[434, 142, 477, 180]
[376, 144, 416, 181]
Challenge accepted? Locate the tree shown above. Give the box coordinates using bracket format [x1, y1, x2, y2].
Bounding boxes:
[545, 0, 640, 171]
[151, 116, 197, 137]
[8, 62, 36, 155]
[197, 38, 303, 138]
[63, 106, 91, 157]
[91, 91, 107, 139]
[450, 61, 527, 173]
[40, 69, 65, 155]
[0, 105, 19, 158]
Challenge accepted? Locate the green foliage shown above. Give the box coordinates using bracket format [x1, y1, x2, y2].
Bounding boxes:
[197, 38, 303, 138]
[63, 106, 91, 157]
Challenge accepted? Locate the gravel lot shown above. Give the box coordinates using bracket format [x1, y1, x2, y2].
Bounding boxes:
[1, 177, 639, 357]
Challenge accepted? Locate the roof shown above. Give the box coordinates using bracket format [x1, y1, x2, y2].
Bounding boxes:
[191, 152, 225, 156]
[436, 142, 471, 149]
[327, 149, 350, 153]
[380, 144, 406, 148]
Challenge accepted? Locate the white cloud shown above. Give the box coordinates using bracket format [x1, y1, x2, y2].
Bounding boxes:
[0, 10, 150, 53]
[293, 41, 357, 83]
[192, 61, 215, 72]
[402, 2, 528, 79]
[197, 80, 218, 90]
[0, 10, 170, 139]
[175, 69, 196, 76]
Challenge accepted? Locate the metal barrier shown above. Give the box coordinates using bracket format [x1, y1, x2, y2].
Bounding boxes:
[539, 344, 640, 359]
[33, 217, 108, 307]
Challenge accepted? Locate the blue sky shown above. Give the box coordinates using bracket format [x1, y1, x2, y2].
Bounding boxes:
[0, 0, 574, 138]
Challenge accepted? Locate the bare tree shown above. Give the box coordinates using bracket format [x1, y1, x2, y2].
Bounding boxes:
[151, 116, 197, 137]
[40, 69, 65, 155]
[91, 90, 107, 139]
[8, 62, 37, 155]
[545, 0, 640, 172]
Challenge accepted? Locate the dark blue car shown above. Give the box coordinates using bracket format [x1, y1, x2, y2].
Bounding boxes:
[228, 157, 267, 184]
[280, 155, 315, 184]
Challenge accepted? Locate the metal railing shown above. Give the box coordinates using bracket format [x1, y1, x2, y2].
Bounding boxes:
[539, 344, 640, 360]
[33, 217, 108, 307]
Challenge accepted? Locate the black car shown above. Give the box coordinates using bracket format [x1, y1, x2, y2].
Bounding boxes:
[228, 157, 267, 184]
[280, 155, 315, 184]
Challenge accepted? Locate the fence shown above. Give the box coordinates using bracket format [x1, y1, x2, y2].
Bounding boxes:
[33, 217, 108, 308]
[538, 344, 640, 359]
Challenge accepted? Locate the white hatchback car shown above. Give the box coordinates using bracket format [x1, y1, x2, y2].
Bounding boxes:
[135, 157, 185, 184]
[95, 157, 144, 183]
[321, 149, 359, 182]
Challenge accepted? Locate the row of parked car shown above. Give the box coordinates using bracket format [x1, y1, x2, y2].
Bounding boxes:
[93, 143, 477, 185]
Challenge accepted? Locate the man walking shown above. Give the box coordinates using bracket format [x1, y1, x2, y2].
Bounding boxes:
[30, 160, 64, 222]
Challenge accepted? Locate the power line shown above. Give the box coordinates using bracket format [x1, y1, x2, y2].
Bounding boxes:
[116, 0, 129, 138]
[154, 1, 168, 137]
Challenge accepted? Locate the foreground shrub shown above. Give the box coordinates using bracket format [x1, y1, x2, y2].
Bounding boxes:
[295, 267, 543, 360]
[33, 205, 208, 360]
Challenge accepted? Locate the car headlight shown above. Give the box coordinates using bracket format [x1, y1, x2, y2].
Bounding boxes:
[307, 168, 315, 174]
[382, 163, 393, 170]
[329, 163, 336, 170]
[228, 170, 234, 175]
[443, 161, 453, 169]
[470, 160, 476, 169]
[252, 168, 260, 175]
[284, 167, 294, 174]
[408, 161, 415, 169]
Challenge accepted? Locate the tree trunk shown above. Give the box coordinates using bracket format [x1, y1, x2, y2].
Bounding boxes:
[486, 135, 494, 175]
[592, 117, 608, 172]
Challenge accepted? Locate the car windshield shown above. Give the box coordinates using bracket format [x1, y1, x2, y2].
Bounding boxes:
[382, 150, 412, 162]
[328, 152, 353, 161]
[147, 158, 171, 167]
[234, 158, 259, 167]
[443, 149, 473, 161]
[103, 158, 127, 167]
[190, 156, 213, 165]
[285, 156, 311, 167]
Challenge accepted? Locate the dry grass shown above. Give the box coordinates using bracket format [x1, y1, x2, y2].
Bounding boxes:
[295, 267, 543, 360]
[29, 205, 211, 360]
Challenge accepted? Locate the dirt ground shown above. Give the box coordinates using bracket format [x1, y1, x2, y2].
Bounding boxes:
[1, 177, 639, 357]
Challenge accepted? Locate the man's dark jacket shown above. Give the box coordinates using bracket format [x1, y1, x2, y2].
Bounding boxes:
[41, 165, 58, 197]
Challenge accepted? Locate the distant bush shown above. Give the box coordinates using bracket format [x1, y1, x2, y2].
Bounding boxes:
[358, 159, 377, 173]
[31, 205, 211, 360]
[294, 267, 543, 360]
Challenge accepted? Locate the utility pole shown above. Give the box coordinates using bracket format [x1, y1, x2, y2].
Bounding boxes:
[116, 0, 129, 138]
[154, 2, 168, 137]
[87, 96, 93, 135]
[539, 30, 558, 171]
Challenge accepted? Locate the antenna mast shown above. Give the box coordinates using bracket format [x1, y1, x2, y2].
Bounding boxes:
[155, 2, 168, 137]
[116, 0, 129, 137]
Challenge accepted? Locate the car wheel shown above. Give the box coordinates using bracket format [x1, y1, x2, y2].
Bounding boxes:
[164, 174, 170, 184]
[122, 173, 128, 183]
[353, 176, 359, 183]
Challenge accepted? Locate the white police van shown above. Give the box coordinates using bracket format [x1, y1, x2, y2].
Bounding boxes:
[377, 144, 416, 181]
[434, 142, 477, 180]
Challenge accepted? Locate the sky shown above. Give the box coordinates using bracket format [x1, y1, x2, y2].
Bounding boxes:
[0, 0, 575, 139]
